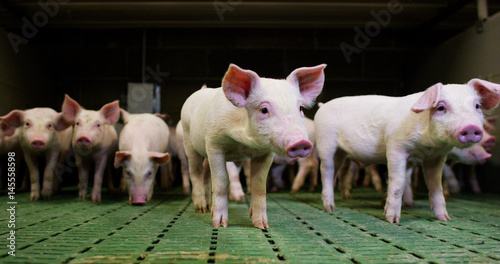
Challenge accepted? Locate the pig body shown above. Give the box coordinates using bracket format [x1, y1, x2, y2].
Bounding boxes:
[181, 64, 325, 228]
[62, 95, 120, 202]
[315, 79, 500, 223]
[176, 121, 246, 200]
[114, 111, 170, 205]
[0, 108, 73, 200]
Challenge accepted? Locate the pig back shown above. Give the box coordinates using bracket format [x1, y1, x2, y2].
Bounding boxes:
[119, 114, 169, 153]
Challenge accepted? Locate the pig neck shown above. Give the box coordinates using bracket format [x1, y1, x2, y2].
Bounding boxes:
[403, 111, 453, 157]
[224, 108, 264, 150]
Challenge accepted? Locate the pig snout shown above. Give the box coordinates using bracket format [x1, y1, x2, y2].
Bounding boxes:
[457, 125, 483, 144]
[482, 136, 496, 149]
[286, 138, 312, 158]
[30, 139, 45, 150]
[130, 195, 147, 205]
[77, 136, 92, 147]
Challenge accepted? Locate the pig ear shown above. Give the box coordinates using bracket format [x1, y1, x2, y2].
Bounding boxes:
[0, 121, 16, 136]
[222, 64, 260, 108]
[100, 101, 120, 125]
[0, 110, 24, 128]
[114, 151, 132, 168]
[120, 109, 130, 124]
[54, 112, 74, 131]
[148, 152, 170, 165]
[411, 83, 443, 113]
[154, 113, 167, 120]
[287, 64, 326, 108]
[468, 79, 500, 110]
[62, 94, 81, 122]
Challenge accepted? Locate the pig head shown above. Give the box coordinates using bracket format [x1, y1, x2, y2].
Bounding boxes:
[115, 151, 170, 205]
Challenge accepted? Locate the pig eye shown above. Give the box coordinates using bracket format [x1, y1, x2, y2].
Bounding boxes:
[260, 107, 269, 114]
[436, 105, 446, 112]
[75, 121, 80, 126]
[24, 121, 31, 128]
[146, 171, 153, 179]
[476, 103, 481, 110]
[47, 124, 53, 130]
[125, 171, 132, 178]
[96, 123, 101, 128]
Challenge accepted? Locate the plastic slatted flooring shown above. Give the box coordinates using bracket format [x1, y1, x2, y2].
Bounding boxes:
[0, 188, 499, 264]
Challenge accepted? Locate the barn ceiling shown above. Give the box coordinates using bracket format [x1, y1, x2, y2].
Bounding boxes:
[0, 0, 499, 30]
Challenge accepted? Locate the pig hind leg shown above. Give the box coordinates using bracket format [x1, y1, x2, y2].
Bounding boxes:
[422, 156, 451, 221]
[184, 139, 209, 213]
[317, 136, 344, 211]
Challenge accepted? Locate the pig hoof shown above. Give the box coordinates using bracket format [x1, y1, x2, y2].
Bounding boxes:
[182, 188, 190, 196]
[404, 202, 415, 207]
[253, 221, 269, 230]
[41, 189, 52, 199]
[307, 187, 316, 193]
[342, 193, 351, 200]
[30, 193, 40, 201]
[324, 204, 335, 212]
[92, 194, 102, 203]
[290, 189, 298, 194]
[386, 216, 400, 223]
[436, 214, 451, 221]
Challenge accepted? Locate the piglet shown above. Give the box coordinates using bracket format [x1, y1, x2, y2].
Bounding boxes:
[62, 95, 120, 202]
[181, 63, 325, 228]
[0, 107, 74, 200]
[315, 79, 500, 223]
[114, 110, 170, 205]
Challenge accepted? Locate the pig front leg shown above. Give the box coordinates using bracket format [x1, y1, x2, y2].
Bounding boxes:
[24, 151, 40, 201]
[385, 149, 409, 223]
[422, 156, 451, 221]
[179, 152, 191, 196]
[402, 166, 415, 207]
[91, 155, 108, 203]
[76, 155, 90, 199]
[227, 162, 245, 202]
[250, 153, 274, 229]
[270, 164, 286, 193]
[41, 150, 59, 199]
[208, 153, 229, 228]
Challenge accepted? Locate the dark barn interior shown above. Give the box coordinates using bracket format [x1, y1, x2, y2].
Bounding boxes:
[1, 1, 500, 263]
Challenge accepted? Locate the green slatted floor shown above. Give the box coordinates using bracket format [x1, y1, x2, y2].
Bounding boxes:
[0, 187, 499, 263]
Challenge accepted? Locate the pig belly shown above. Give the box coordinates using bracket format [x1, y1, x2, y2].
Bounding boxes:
[337, 131, 387, 165]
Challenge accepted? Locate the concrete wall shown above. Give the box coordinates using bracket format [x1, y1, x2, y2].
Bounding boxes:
[410, 11, 500, 192]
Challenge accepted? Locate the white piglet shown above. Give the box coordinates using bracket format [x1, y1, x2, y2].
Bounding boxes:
[114, 110, 170, 205]
[315, 79, 500, 223]
[0, 107, 74, 200]
[181, 63, 325, 228]
[62, 95, 120, 202]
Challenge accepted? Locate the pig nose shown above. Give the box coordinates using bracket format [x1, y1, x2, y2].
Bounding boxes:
[286, 139, 312, 158]
[77, 136, 92, 147]
[480, 153, 492, 164]
[31, 140, 45, 149]
[457, 125, 483, 144]
[130, 196, 147, 205]
[482, 136, 496, 148]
